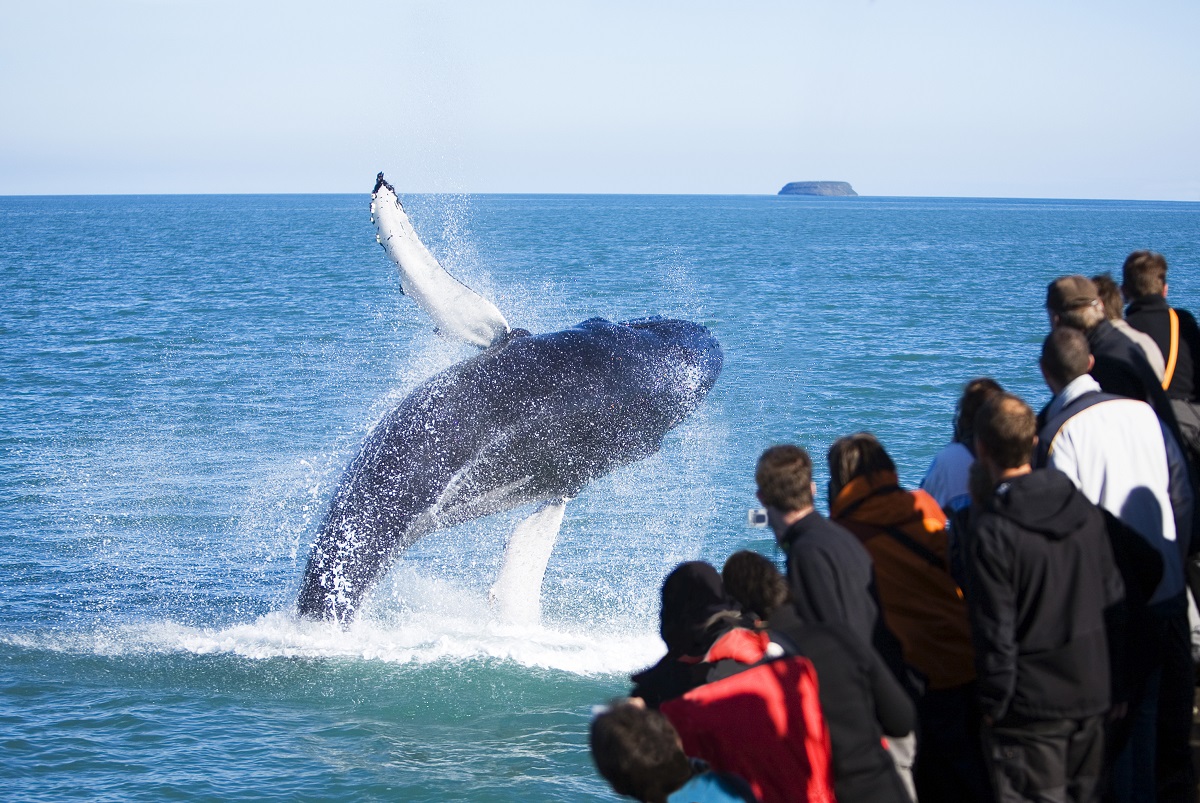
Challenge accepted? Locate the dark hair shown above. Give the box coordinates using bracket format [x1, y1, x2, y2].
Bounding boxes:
[590, 702, 693, 803]
[1122, 250, 1168, 298]
[1091, 272, 1124, 321]
[954, 377, 1004, 443]
[827, 432, 896, 502]
[1040, 327, 1091, 388]
[722, 550, 789, 619]
[974, 393, 1036, 470]
[755, 445, 814, 512]
[659, 562, 740, 657]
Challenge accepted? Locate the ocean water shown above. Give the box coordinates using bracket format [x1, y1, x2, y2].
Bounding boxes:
[2, 192, 1199, 800]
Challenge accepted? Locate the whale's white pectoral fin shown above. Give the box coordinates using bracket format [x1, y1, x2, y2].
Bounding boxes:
[371, 173, 510, 348]
[488, 499, 568, 626]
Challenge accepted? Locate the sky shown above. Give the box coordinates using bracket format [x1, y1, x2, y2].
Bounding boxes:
[1, 0, 1197, 199]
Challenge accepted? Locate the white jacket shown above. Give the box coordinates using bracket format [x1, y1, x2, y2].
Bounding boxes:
[1043, 374, 1192, 604]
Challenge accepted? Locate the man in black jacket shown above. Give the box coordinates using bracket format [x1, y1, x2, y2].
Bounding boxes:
[1123, 251, 1200, 405]
[754, 444, 919, 799]
[1120, 251, 1200, 803]
[1123, 250, 1200, 460]
[754, 444, 881, 647]
[967, 393, 1127, 803]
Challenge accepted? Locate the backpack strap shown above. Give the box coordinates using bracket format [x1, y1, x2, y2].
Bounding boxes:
[881, 524, 970, 600]
[883, 525, 947, 572]
[1034, 390, 1124, 466]
[1162, 307, 1180, 390]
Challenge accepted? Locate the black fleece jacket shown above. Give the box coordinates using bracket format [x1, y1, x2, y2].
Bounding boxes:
[781, 511, 880, 646]
[967, 468, 1126, 723]
[782, 512, 919, 698]
[1125, 294, 1200, 402]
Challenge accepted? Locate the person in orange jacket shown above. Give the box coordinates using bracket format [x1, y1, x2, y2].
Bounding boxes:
[828, 432, 991, 803]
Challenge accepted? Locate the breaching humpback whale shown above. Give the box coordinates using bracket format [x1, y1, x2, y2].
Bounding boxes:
[296, 174, 723, 623]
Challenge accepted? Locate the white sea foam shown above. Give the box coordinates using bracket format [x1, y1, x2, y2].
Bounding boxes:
[164, 612, 662, 675]
[2, 569, 666, 677]
[2, 614, 663, 677]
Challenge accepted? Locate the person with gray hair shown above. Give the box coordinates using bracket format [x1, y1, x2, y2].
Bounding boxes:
[1046, 275, 1178, 432]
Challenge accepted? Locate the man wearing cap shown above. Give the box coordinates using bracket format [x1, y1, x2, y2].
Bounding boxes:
[1046, 275, 1180, 437]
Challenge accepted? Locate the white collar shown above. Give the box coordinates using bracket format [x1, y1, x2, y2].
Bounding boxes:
[1045, 373, 1101, 420]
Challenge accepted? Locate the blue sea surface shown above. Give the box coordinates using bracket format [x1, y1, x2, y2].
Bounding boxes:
[2, 193, 1198, 800]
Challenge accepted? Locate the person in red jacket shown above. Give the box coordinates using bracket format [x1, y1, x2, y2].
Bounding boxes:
[629, 560, 839, 803]
[721, 550, 914, 803]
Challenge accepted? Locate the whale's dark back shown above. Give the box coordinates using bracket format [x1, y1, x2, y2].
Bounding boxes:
[297, 317, 722, 621]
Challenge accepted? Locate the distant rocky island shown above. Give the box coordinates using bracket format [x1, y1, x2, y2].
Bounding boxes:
[778, 181, 858, 197]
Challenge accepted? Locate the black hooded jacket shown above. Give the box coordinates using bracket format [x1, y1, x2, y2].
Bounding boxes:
[967, 468, 1126, 723]
[631, 562, 752, 708]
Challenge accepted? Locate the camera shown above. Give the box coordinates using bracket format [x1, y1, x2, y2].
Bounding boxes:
[747, 507, 769, 528]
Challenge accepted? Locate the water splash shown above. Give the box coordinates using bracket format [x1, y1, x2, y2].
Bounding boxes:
[2, 601, 664, 678]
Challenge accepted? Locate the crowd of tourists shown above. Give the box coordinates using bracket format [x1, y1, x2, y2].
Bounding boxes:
[588, 251, 1200, 803]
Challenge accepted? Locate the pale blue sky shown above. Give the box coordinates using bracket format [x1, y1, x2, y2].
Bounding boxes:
[2, 0, 1197, 198]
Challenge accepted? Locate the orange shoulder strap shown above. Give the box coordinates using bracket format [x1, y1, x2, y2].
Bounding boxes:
[1162, 308, 1180, 390]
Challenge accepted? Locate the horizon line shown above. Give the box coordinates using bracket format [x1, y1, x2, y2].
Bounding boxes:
[2, 191, 1198, 204]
